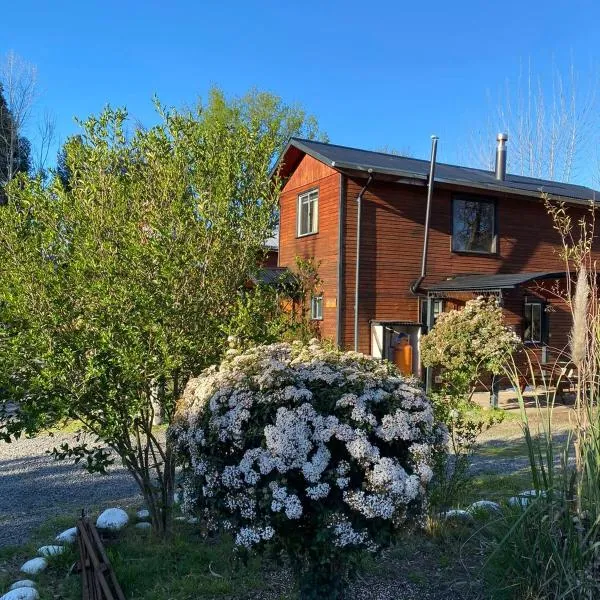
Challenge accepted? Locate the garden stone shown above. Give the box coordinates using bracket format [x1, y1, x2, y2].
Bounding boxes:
[38, 544, 65, 557]
[8, 582, 36, 591]
[19, 557, 47, 575]
[55, 527, 78, 544]
[136, 509, 150, 521]
[134, 522, 152, 530]
[508, 489, 545, 508]
[1, 588, 39, 600]
[468, 500, 502, 514]
[443, 509, 474, 523]
[96, 508, 129, 531]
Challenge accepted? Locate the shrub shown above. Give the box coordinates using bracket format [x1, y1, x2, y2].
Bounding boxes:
[171, 340, 447, 599]
[421, 296, 520, 399]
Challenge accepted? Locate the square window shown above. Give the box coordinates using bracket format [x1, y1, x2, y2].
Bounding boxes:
[297, 189, 319, 236]
[524, 302, 543, 343]
[311, 295, 323, 320]
[452, 197, 496, 253]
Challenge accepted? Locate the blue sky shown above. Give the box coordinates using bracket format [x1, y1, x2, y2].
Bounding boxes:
[3, 0, 600, 182]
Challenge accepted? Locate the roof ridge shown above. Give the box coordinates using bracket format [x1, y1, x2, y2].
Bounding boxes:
[290, 137, 599, 194]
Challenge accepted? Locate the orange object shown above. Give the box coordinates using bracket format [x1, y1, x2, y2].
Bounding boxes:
[394, 339, 413, 376]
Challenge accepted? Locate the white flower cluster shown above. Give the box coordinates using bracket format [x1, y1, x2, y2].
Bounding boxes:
[172, 341, 446, 554]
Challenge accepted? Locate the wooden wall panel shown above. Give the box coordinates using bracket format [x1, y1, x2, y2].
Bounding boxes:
[278, 154, 340, 341]
[340, 176, 599, 355]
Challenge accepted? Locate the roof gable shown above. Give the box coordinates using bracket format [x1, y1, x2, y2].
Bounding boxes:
[277, 137, 599, 204]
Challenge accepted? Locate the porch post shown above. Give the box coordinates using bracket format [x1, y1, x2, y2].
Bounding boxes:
[425, 294, 433, 393]
[490, 375, 499, 409]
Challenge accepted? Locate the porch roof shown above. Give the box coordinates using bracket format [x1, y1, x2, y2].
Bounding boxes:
[425, 271, 566, 293]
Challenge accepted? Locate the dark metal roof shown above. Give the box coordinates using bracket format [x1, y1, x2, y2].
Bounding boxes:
[251, 267, 296, 287]
[426, 271, 566, 292]
[282, 138, 599, 204]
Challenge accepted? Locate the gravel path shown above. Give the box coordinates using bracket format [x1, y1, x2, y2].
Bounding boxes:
[0, 432, 142, 547]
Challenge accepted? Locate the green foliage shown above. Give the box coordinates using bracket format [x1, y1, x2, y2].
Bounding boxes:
[421, 296, 520, 398]
[429, 390, 504, 511]
[0, 82, 30, 198]
[0, 88, 322, 535]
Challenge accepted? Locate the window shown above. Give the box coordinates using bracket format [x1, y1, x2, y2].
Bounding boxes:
[452, 196, 496, 254]
[523, 301, 544, 343]
[420, 298, 444, 329]
[311, 295, 323, 320]
[297, 189, 319, 236]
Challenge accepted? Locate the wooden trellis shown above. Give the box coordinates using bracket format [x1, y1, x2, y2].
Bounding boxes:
[76, 514, 126, 600]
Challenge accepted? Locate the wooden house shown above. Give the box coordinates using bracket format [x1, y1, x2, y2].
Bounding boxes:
[273, 135, 600, 385]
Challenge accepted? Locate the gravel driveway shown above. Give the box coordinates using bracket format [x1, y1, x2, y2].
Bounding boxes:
[0, 432, 142, 547]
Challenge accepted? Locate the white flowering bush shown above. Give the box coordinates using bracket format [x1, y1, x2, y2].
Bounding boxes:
[171, 340, 446, 599]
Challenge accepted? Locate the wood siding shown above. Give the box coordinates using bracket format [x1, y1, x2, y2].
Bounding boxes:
[278, 154, 339, 340]
[340, 176, 599, 354]
[278, 154, 599, 360]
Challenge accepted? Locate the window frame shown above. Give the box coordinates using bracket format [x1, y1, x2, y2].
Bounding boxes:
[297, 188, 319, 237]
[420, 298, 444, 330]
[523, 300, 545, 344]
[451, 194, 498, 255]
[310, 294, 323, 321]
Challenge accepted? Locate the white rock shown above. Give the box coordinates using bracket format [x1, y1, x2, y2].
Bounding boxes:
[55, 527, 78, 544]
[468, 500, 502, 514]
[38, 544, 66, 557]
[136, 509, 150, 521]
[19, 557, 48, 575]
[96, 508, 129, 531]
[174, 516, 186, 522]
[443, 509, 473, 522]
[1, 588, 39, 600]
[508, 489, 545, 507]
[134, 522, 152, 530]
[186, 517, 199, 524]
[8, 582, 36, 591]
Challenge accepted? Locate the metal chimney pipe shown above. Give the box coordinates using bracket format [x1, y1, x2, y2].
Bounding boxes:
[495, 133, 508, 180]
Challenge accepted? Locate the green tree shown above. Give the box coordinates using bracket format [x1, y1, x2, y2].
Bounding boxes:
[0, 83, 30, 201]
[0, 88, 322, 536]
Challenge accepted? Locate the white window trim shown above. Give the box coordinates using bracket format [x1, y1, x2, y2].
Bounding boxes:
[311, 295, 323, 321]
[297, 189, 319, 237]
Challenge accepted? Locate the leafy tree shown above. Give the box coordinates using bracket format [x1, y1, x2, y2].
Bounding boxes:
[0, 88, 322, 536]
[0, 83, 30, 201]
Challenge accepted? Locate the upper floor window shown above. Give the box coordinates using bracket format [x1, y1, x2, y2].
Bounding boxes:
[297, 189, 319, 236]
[311, 295, 323, 320]
[452, 196, 497, 254]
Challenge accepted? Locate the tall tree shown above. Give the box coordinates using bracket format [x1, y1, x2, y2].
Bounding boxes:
[467, 60, 598, 184]
[0, 83, 30, 200]
[0, 88, 323, 536]
[0, 52, 36, 186]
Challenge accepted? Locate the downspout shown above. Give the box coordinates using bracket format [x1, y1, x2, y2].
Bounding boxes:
[354, 171, 374, 352]
[336, 173, 347, 348]
[410, 135, 439, 294]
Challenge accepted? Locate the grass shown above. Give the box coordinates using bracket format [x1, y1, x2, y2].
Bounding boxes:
[466, 470, 535, 504]
[0, 512, 486, 600]
[0, 409, 548, 600]
[0, 515, 279, 600]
